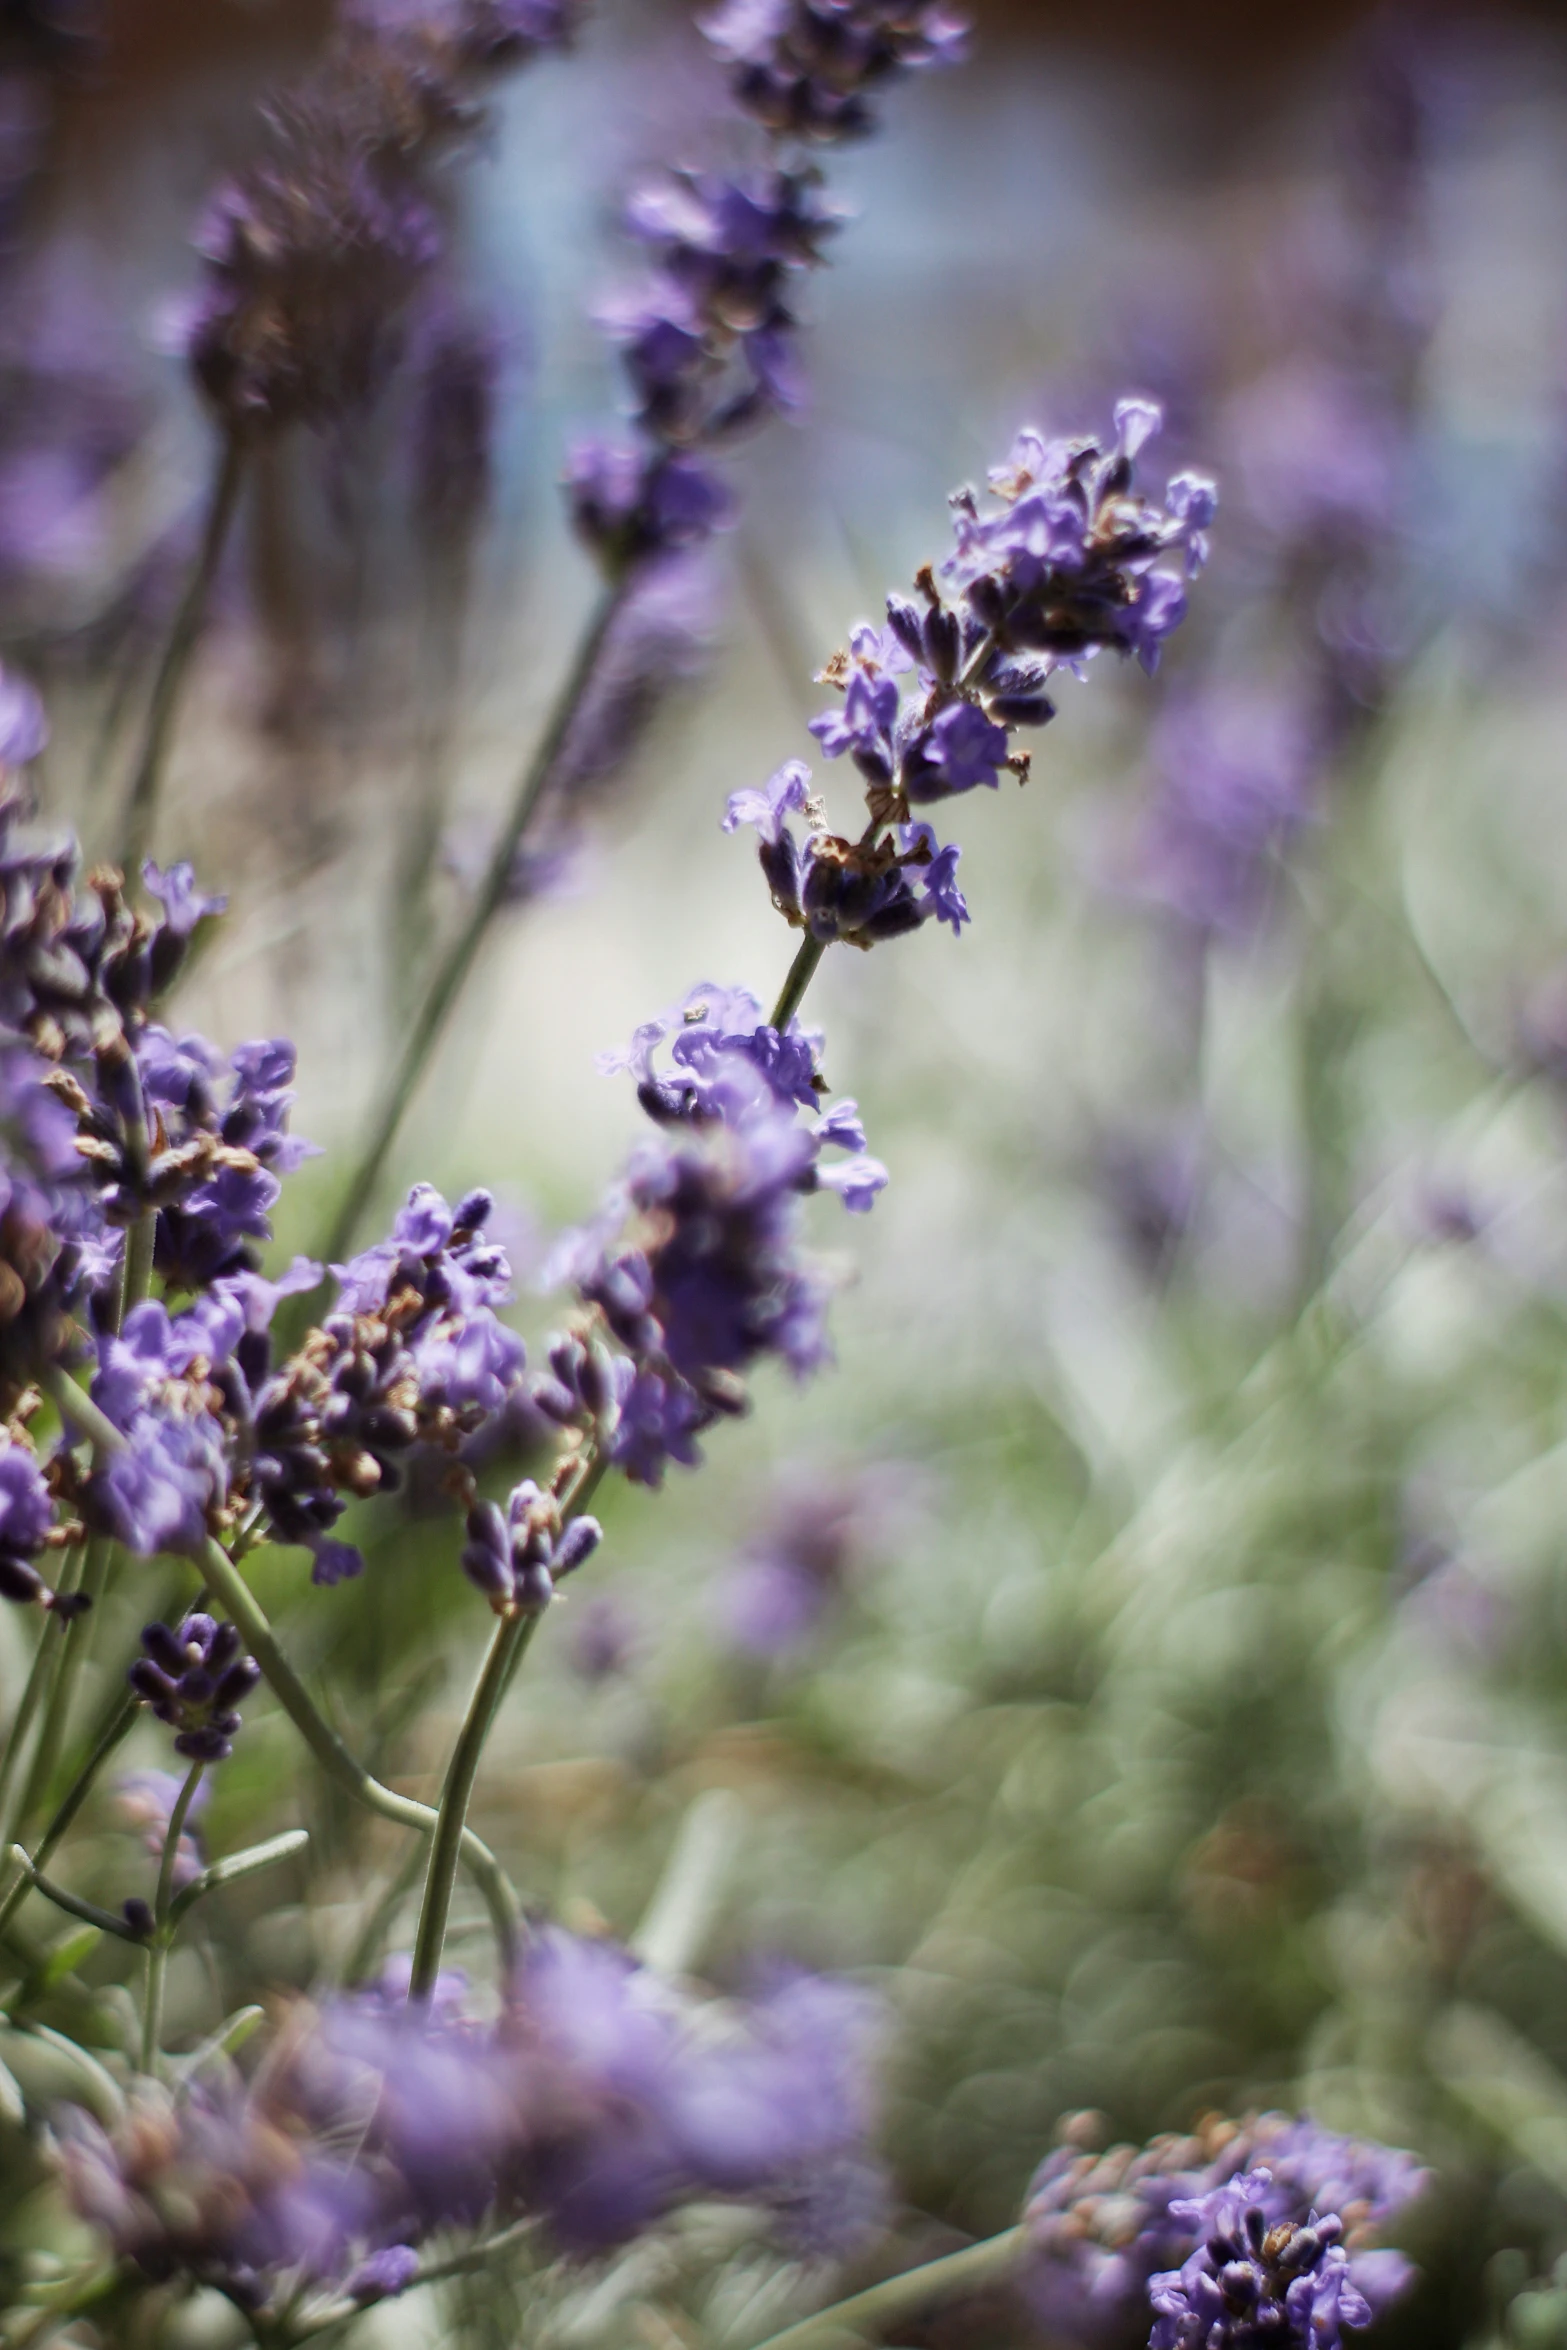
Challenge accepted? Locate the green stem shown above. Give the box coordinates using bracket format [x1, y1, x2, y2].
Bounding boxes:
[10, 1853, 141, 1944]
[40, 1370, 124, 1459]
[320, 576, 630, 1264]
[408, 1607, 540, 2001]
[771, 934, 826, 1031]
[0, 1598, 71, 1849]
[17, 1536, 114, 1832]
[24, 1212, 155, 1827]
[746, 2227, 1023, 2350]
[115, 431, 246, 880]
[167, 1828, 309, 1931]
[0, 1694, 139, 1940]
[142, 1759, 204, 2074]
[122, 1210, 158, 1325]
[195, 1539, 519, 1966]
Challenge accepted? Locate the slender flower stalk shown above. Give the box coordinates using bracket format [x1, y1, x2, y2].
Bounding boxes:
[403, 885, 853, 1996]
[0, 1692, 139, 1941]
[23, 1202, 160, 1828]
[407, 1605, 541, 1999]
[141, 1759, 204, 2074]
[319, 576, 629, 1262]
[194, 1537, 520, 1966]
[747, 2226, 1024, 2350]
[15, 1533, 114, 1832]
[0, 1606, 64, 1847]
[113, 433, 246, 880]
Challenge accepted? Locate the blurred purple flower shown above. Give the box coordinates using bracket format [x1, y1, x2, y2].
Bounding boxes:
[1134, 680, 1320, 939]
[721, 1471, 877, 1658]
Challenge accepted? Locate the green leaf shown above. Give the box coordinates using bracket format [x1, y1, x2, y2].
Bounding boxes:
[38, 1926, 101, 1990]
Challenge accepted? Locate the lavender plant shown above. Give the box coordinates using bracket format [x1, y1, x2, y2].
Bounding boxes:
[320, 0, 971, 1264]
[4, 14, 1544, 2349]
[0, 359, 1425, 2345]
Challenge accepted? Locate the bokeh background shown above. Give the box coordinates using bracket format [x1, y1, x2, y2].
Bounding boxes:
[8, 0, 1567, 2341]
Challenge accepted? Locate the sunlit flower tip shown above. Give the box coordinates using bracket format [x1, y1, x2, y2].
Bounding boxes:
[130, 1613, 260, 1762]
[1113, 391, 1163, 459]
[723, 758, 815, 844]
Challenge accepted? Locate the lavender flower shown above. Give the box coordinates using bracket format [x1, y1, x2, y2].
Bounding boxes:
[186, 77, 443, 434]
[701, 0, 969, 143]
[54, 2073, 377, 2294]
[566, 1591, 640, 1681]
[506, 1930, 884, 2253]
[1134, 679, 1321, 939]
[721, 1472, 872, 1657]
[568, 0, 964, 571]
[730, 406, 1211, 950]
[57, 1937, 884, 2306]
[0, 1434, 63, 1609]
[1022, 2113, 1425, 2345]
[0, 1039, 114, 1412]
[130, 1613, 260, 1761]
[69, 1027, 314, 1291]
[551, 985, 884, 1485]
[185, 7, 575, 434]
[566, 437, 733, 570]
[239, 1184, 527, 1580]
[411, 307, 501, 550]
[112, 1769, 211, 1889]
[0, 660, 46, 773]
[1148, 2172, 1370, 2350]
[459, 1478, 602, 1610]
[85, 1301, 233, 1556]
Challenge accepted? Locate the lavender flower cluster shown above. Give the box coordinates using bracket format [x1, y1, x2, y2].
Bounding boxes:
[186, 1, 581, 435]
[727, 399, 1213, 947]
[567, 0, 966, 570]
[1023, 2111, 1426, 2348]
[0, 11, 1455, 2334]
[536, 980, 883, 1487]
[0, 656, 539, 1623]
[59, 1932, 883, 2314]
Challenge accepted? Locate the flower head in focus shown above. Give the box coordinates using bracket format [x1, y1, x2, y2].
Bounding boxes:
[542, 985, 884, 1487]
[1148, 2171, 1369, 2349]
[1022, 2112, 1425, 2345]
[130, 1613, 260, 1761]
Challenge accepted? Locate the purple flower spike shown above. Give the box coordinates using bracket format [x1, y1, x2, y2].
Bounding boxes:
[906, 699, 1009, 798]
[458, 1482, 601, 1612]
[701, 0, 969, 143]
[129, 1612, 260, 1762]
[569, 979, 895, 1483]
[1022, 2112, 1424, 2345]
[1149, 2173, 1370, 2350]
